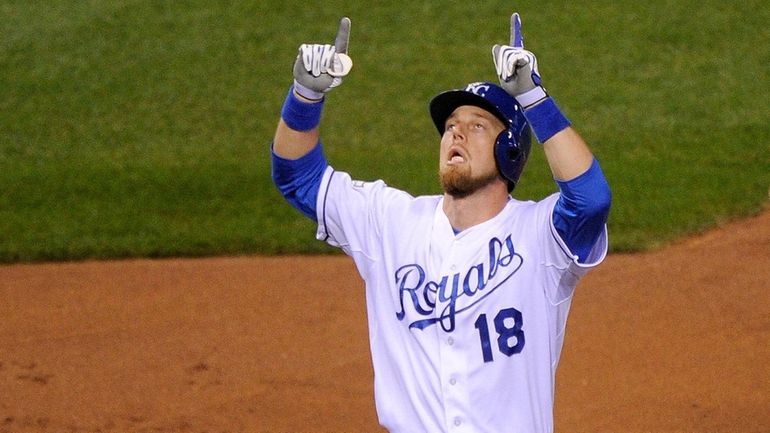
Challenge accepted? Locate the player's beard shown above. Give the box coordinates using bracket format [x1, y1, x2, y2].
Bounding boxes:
[439, 165, 499, 198]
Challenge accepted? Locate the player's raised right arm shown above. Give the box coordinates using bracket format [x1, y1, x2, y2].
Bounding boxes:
[271, 18, 352, 221]
[272, 17, 352, 159]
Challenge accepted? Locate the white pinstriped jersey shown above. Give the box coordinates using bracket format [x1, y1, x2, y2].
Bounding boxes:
[316, 166, 607, 433]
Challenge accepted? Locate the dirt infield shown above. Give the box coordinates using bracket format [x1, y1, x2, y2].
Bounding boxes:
[1, 210, 768, 433]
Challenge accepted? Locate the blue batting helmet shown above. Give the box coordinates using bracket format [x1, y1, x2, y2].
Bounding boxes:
[429, 82, 531, 191]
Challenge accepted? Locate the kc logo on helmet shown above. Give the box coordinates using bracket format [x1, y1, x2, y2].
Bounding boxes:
[465, 82, 490, 97]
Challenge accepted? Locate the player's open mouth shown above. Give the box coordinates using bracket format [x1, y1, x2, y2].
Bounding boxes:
[447, 147, 467, 164]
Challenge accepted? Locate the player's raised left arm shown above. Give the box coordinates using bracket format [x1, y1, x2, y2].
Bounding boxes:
[493, 12, 611, 261]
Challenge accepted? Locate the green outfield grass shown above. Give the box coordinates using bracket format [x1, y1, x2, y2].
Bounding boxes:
[1, 0, 768, 262]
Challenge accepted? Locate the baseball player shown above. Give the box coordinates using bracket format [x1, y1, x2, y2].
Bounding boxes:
[272, 12, 611, 433]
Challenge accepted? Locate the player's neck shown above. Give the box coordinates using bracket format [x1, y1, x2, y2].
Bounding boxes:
[442, 185, 509, 232]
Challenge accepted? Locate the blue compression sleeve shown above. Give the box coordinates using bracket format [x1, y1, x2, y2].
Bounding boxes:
[553, 158, 612, 262]
[271, 142, 328, 221]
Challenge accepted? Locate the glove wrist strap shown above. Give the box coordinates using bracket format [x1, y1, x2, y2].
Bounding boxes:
[293, 80, 325, 102]
[515, 86, 548, 109]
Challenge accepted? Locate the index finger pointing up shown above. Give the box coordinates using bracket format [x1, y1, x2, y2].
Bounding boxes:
[334, 17, 351, 54]
[510, 13, 523, 49]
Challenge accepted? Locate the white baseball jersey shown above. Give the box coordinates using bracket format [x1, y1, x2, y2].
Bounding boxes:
[316, 166, 608, 433]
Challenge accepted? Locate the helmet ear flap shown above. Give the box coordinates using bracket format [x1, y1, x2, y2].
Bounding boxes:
[494, 128, 529, 191]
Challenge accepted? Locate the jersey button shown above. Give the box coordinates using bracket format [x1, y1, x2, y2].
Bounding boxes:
[447, 337, 454, 346]
[449, 377, 457, 386]
[453, 417, 462, 427]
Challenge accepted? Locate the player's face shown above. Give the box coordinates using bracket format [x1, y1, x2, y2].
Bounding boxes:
[439, 106, 506, 197]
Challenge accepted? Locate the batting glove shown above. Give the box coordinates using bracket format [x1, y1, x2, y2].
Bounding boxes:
[292, 17, 353, 101]
[492, 13, 548, 109]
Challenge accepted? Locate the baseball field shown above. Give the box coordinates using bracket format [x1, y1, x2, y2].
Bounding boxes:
[1, 1, 768, 432]
[1, 209, 768, 432]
